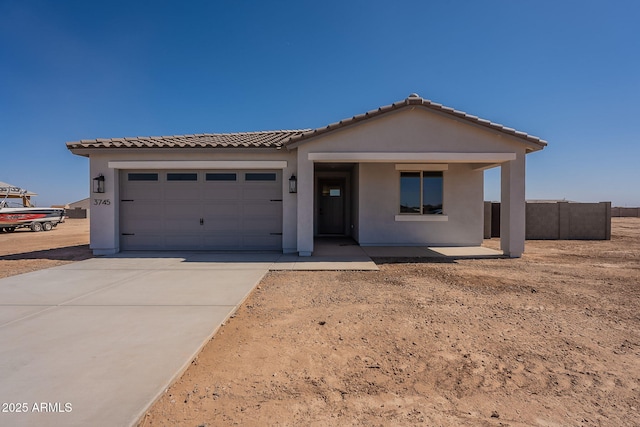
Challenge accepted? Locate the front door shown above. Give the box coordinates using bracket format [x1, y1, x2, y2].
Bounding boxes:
[318, 179, 345, 234]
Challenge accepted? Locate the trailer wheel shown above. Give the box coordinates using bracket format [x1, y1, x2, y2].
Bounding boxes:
[42, 222, 53, 231]
[31, 222, 43, 232]
[6, 227, 15, 233]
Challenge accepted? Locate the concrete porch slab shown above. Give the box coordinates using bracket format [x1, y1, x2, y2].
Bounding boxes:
[362, 245, 504, 259]
[429, 246, 504, 258]
[271, 255, 379, 271]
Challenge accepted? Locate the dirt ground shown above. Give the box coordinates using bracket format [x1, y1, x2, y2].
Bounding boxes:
[141, 218, 640, 427]
[0, 218, 91, 278]
[1, 218, 638, 426]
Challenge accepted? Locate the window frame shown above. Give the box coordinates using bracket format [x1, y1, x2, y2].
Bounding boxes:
[166, 172, 198, 182]
[397, 170, 445, 219]
[245, 172, 277, 182]
[128, 173, 159, 181]
[205, 173, 237, 182]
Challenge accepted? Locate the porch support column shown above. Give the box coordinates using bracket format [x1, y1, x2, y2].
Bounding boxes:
[500, 152, 526, 257]
[296, 156, 314, 256]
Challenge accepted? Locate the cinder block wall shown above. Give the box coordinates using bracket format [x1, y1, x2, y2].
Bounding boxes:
[612, 207, 640, 217]
[483, 201, 492, 239]
[66, 208, 87, 219]
[564, 202, 611, 239]
[525, 203, 560, 239]
[486, 202, 611, 240]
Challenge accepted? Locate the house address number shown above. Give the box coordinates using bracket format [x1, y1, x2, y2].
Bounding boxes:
[93, 199, 111, 206]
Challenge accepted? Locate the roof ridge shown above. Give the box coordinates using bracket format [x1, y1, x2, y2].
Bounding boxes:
[283, 94, 547, 149]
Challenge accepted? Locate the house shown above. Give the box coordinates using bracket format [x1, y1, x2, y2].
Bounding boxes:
[67, 197, 90, 218]
[66, 94, 546, 257]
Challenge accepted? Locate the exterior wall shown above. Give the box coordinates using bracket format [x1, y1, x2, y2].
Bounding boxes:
[612, 207, 640, 217]
[563, 202, 611, 240]
[488, 202, 612, 240]
[526, 202, 611, 240]
[483, 201, 492, 239]
[66, 208, 88, 219]
[89, 155, 120, 254]
[67, 198, 89, 219]
[357, 163, 484, 246]
[296, 108, 532, 155]
[292, 107, 528, 252]
[525, 202, 560, 239]
[88, 149, 296, 255]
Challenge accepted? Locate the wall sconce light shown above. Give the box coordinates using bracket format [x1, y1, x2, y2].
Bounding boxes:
[93, 174, 105, 193]
[288, 174, 297, 193]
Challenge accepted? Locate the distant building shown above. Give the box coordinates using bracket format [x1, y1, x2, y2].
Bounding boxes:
[67, 198, 90, 218]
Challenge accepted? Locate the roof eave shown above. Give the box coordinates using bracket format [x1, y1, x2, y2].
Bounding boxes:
[283, 96, 547, 151]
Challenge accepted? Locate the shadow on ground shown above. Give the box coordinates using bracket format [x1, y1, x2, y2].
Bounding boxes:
[0, 245, 94, 261]
[371, 257, 457, 265]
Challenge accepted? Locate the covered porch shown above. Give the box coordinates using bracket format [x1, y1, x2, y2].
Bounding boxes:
[295, 152, 526, 258]
[272, 236, 504, 271]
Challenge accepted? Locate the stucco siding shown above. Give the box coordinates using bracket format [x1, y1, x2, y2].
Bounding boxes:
[357, 163, 484, 246]
[298, 108, 528, 154]
[88, 150, 296, 254]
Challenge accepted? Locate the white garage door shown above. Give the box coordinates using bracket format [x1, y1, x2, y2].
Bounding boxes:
[119, 170, 283, 251]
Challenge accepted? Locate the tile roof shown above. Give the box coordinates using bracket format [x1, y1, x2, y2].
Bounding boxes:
[66, 130, 310, 150]
[284, 94, 547, 150]
[66, 94, 546, 152]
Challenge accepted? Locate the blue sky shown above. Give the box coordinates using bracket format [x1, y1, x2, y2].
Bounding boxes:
[1, 0, 638, 206]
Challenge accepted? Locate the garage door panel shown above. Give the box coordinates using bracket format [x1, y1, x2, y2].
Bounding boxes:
[202, 234, 243, 250]
[202, 186, 240, 200]
[242, 235, 282, 250]
[121, 184, 161, 201]
[120, 201, 163, 217]
[243, 217, 281, 233]
[165, 187, 201, 200]
[120, 202, 164, 233]
[243, 187, 280, 200]
[203, 218, 241, 231]
[202, 202, 241, 216]
[242, 202, 280, 216]
[121, 234, 164, 250]
[164, 233, 203, 249]
[120, 169, 282, 251]
[165, 219, 202, 232]
[164, 203, 200, 218]
[123, 219, 164, 233]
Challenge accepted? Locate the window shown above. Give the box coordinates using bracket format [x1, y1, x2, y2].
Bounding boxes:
[321, 185, 341, 197]
[206, 173, 237, 181]
[167, 173, 198, 181]
[128, 173, 158, 181]
[245, 173, 276, 181]
[400, 171, 443, 214]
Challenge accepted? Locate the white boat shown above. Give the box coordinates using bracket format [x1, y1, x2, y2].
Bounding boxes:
[0, 182, 65, 232]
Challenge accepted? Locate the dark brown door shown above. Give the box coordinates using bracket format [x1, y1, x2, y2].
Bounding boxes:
[318, 179, 345, 234]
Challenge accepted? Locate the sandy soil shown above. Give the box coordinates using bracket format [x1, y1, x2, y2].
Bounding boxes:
[1, 217, 638, 426]
[141, 218, 640, 427]
[0, 218, 91, 278]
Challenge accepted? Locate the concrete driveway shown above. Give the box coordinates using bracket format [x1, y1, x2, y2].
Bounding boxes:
[0, 252, 279, 427]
